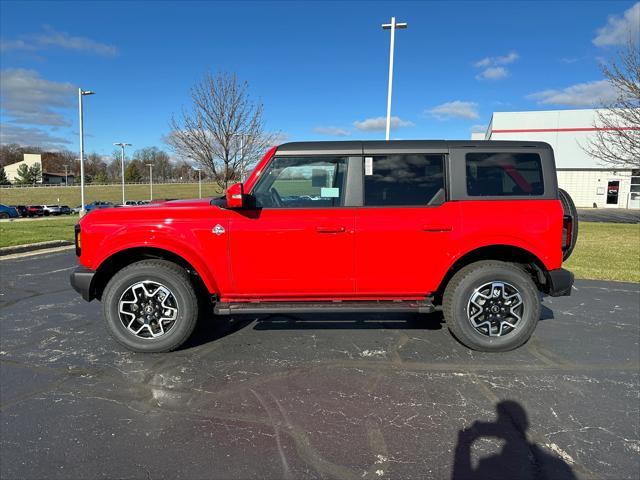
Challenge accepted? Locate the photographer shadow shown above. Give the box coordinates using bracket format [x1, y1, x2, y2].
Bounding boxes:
[453, 400, 576, 480]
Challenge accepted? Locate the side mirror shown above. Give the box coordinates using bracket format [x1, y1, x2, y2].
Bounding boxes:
[226, 182, 245, 208]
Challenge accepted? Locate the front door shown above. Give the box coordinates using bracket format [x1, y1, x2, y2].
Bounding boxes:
[354, 153, 458, 296]
[228, 155, 355, 298]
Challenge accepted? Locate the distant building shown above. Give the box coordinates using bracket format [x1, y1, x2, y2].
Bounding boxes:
[473, 109, 639, 209]
[4, 154, 42, 183]
[43, 172, 75, 185]
[3, 154, 75, 185]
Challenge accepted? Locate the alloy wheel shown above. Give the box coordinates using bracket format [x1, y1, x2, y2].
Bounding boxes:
[466, 281, 524, 337]
[118, 281, 178, 338]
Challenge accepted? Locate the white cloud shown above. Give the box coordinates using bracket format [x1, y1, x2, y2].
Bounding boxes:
[593, 2, 640, 47]
[527, 80, 618, 106]
[313, 126, 351, 137]
[0, 26, 117, 56]
[476, 66, 508, 80]
[353, 116, 414, 131]
[0, 69, 75, 127]
[559, 57, 579, 64]
[474, 51, 519, 68]
[0, 123, 71, 149]
[473, 51, 518, 81]
[426, 101, 480, 120]
[471, 124, 487, 133]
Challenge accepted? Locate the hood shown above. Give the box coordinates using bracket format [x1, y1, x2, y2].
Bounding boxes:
[80, 197, 227, 226]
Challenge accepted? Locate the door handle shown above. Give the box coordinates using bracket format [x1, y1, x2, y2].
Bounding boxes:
[422, 225, 453, 232]
[316, 226, 346, 233]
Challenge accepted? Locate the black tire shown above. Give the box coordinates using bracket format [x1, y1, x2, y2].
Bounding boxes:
[102, 259, 199, 352]
[0, 212, 9, 219]
[559, 188, 579, 261]
[443, 261, 541, 352]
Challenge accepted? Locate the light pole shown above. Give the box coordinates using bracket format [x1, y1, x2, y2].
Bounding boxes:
[78, 89, 95, 216]
[382, 16, 407, 141]
[64, 165, 69, 186]
[193, 167, 202, 198]
[113, 142, 132, 204]
[146, 163, 153, 201]
[231, 133, 248, 180]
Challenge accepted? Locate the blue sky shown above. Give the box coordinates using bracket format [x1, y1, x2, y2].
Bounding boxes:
[0, 0, 638, 156]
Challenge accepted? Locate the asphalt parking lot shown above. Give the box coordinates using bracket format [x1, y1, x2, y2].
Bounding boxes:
[1, 251, 638, 480]
[577, 208, 639, 224]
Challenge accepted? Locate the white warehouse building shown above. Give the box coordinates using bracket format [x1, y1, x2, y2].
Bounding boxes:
[472, 109, 639, 209]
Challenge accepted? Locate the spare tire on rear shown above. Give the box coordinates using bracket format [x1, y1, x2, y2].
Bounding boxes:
[559, 188, 579, 261]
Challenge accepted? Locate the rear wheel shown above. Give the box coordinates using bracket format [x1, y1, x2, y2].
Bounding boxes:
[102, 259, 199, 352]
[0, 212, 9, 219]
[443, 261, 540, 352]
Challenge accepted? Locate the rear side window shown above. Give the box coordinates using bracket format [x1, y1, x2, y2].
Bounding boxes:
[466, 152, 544, 196]
[364, 154, 445, 206]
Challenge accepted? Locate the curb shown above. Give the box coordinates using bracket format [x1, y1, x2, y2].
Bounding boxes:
[0, 240, 73, 257]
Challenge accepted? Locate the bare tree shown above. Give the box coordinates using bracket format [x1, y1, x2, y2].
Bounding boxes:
[584, 40, 640, 168]
[167, 72, 276, 191]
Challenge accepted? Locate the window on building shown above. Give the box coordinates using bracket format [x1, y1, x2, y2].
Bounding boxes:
[466, 152, 544, 196]
[630, 169, 640, 202]
[363, 154, 445, 206]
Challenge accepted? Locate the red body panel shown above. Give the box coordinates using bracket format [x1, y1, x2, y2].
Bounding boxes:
[78, 149, 565, 301]
[226, 208, 355, 299]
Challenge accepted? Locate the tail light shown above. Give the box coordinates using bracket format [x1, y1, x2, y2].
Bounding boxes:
[74, 224, 81, 257]
[562, 215, 572, 252]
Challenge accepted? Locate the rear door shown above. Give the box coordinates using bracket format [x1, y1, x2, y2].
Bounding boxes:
[354, 152, 460, 296]
[228, 155, 356, 298]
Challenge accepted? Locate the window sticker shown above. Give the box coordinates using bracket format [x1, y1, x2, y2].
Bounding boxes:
[365, 157, 373, 176]
[321, 187, 340, 198]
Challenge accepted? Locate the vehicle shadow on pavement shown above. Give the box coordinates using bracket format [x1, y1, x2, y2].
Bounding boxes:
[180, 311, 444, 349]
[452, 400, 576, 480]
[183, 307, 555, 349]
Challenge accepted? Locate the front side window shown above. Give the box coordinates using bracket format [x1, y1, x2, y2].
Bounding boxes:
[364, 154, 445, 206]
[252, 156, 347, 208]
[466, 152, 544, 196]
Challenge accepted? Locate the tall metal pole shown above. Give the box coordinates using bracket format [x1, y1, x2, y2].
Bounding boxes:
[114, 142, 131, 204]
[120, 146, 125, 204]
[64, 165, 69, 187]
[78, 89, 85, 214]
[78, 89, 94, 216]
[146, 164, 153, 201]
[382, 17, 407, 141]
[240, 135, 245, 180]
[198, 169, 202, 199]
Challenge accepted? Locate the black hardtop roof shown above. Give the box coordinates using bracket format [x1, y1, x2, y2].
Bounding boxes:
[276, 140, 552, 155]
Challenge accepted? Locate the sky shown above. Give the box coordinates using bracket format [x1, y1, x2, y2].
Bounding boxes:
[0, 0, 638, 157]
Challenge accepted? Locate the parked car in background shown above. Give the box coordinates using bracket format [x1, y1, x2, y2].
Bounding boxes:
[43, 205, 62, 216]
[60, 205, 72, 215]
[84, 201, 113, 213]
[26, 205, 44, 217]
[0, 204, 19, 219]
[10, 205, 28, 217]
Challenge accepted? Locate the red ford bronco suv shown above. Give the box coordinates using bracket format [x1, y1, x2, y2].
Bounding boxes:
[70, 141, 577, 353]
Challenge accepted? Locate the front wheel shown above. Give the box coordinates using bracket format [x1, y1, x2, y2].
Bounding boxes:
[443, 261, 540, 352]
[102, 259, 199, 352]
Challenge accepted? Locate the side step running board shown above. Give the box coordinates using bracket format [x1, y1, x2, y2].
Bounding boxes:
[214, 300, 435, 315]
